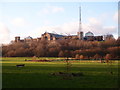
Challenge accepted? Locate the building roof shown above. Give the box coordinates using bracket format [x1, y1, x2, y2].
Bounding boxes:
[48, 33, 65, 38]
[85, 31, 94, 36]
[25, 36, 33, 40]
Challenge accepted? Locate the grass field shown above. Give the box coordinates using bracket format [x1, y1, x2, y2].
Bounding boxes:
[1, 57, 119, 88]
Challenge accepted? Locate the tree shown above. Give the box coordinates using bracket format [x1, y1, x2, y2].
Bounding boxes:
[1, 36, 120, 59]
[64, 50, 70, 58]
[105, 53, 113, 75]
[107, 47, 120, 59]
[58, 51, 64, 57]
[75, 54, 79, 59]
[105, 54, 112, 63]
[6, 50, 15, 57]
[79, 55, 84, 60]
[34, 44, 46, 57]
[94, 54, 101, 60]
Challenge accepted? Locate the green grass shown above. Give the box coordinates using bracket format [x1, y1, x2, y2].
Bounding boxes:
[1, 57, 119, 88]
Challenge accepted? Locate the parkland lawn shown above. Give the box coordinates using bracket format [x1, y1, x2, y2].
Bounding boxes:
[1, 57, 119, 88]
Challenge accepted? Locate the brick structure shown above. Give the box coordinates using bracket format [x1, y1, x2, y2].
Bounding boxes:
[41, 32, 65, 40]
[14, 31, 105, 43]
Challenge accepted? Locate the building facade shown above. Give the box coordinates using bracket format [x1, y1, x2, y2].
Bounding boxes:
[14, 31, 105, 43]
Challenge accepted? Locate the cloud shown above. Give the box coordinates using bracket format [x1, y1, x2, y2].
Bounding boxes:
[91, 25, 117, 35]
[11, 17, 26, 27]
[30, 21, 78, 38]
[103, 26, 116, 32]
[86, 17, 117, 36]
[88, 17, 102, 26]
[52, 6, 64, 13]
[113, 11, 118, 22]
[41, 8, 49, 14]
[30, 16, 117, 39]
[0, 22, 10, 44]
[43, 20, 52, 25]
[38, 6, 64, 15]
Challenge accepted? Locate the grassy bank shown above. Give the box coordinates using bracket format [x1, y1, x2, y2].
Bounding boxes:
[1, 57, 119, 88]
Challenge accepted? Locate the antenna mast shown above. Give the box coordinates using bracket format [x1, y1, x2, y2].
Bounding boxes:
[79, 6, 82, 32]
[77, 5, 83, 40]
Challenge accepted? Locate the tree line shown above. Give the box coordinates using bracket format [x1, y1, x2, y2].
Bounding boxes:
[1, 37, 120, 59]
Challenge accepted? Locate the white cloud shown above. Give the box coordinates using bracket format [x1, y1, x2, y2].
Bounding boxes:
[0, 22, 10, 44]
[42, 8, 49, 14]
[88, 17, 102, 26]
[92, 25, 117, 35]
[86, 17, 117, 36]
[43, 20, 52, 25]
[30, 16, 117, 39]
[113, 11, 118, 22]
[38, 6, 64, 15]
[52, 6, 64, 13]
[29, 21, 79, 38]
[11, 17, 26, 27]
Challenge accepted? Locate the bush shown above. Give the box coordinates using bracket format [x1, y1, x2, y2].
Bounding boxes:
[75, 54, 80, 59]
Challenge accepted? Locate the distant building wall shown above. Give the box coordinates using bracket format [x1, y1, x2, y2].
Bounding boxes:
[84, 36, 94, 41]
[41, 32, 53, 40]
[41, 32, 65, 41]
[15, 36, 20, 42]
[77, 31, 83, 40]
[104, 34, 114, 40]
[84, 36, 103, 41]
[14, 31, 105, 43]
[94, 36, 103, 41]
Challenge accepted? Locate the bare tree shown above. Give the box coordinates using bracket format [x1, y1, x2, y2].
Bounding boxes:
[105, 54, 112, 63]
[79, 55, 84, 60]
[75, 54, 80, 59]
[58, 50, 64, 57]
[94, 54, 101, 60]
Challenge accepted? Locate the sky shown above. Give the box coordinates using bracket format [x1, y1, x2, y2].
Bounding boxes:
[0, 1, 118, 44]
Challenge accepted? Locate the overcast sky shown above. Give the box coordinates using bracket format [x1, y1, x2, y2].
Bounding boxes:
[0, 1, 118, 44]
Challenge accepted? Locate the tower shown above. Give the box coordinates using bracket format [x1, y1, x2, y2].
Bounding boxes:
[15, 36, 20, 42]
[77, 6, 83, 40]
